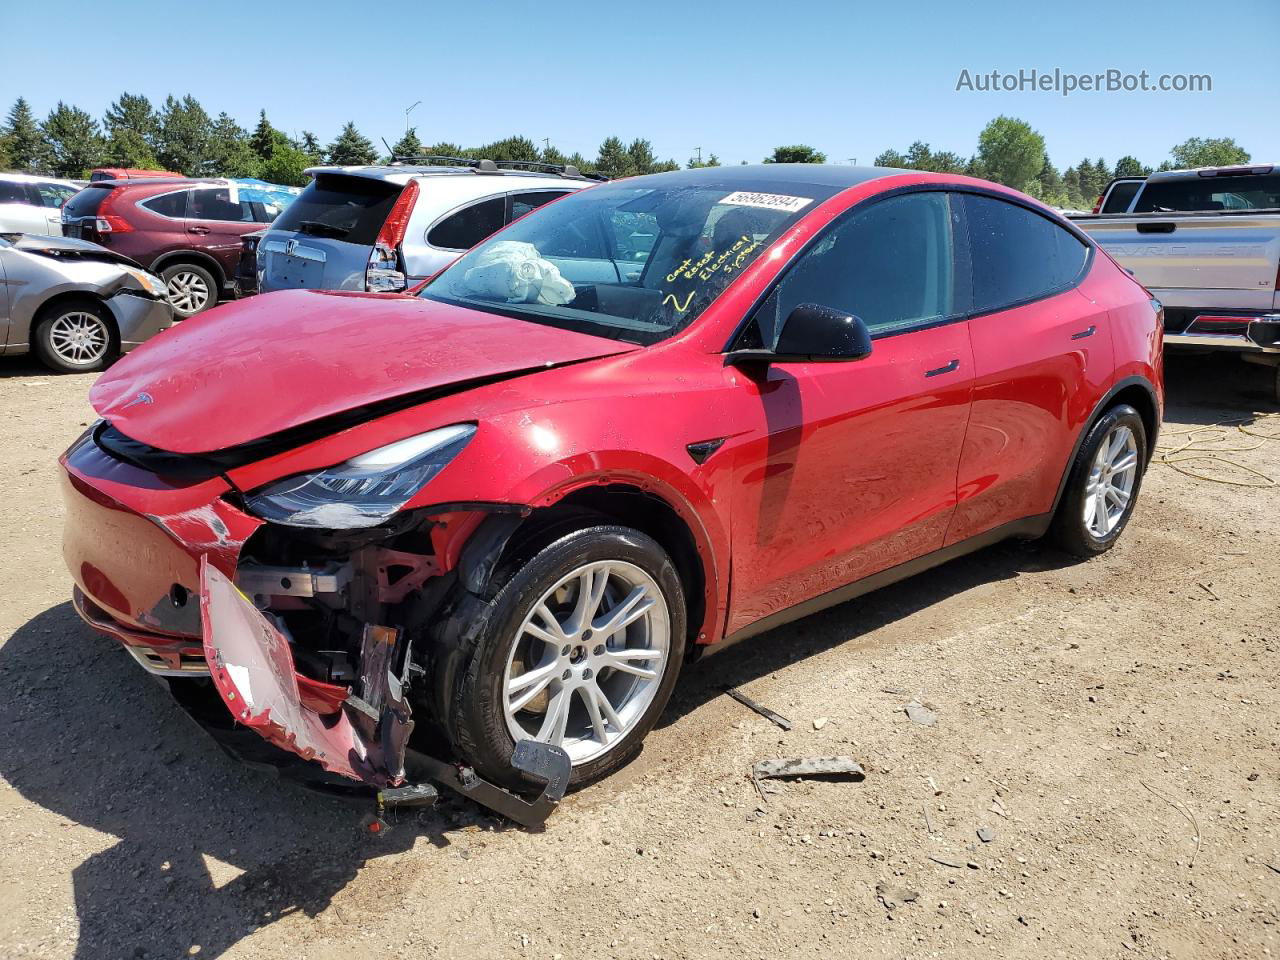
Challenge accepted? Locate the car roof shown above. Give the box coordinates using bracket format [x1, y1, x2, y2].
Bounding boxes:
[0, 171, 81, 186]
[610, 164, 908, 193]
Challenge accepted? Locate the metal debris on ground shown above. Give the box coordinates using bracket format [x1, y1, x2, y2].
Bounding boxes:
[751, 756, 865, 801]
[922, 806, 936, 834]
[929, 855, 963, 868]
[977, 826, 996, 843]
[724, 686, 792, 730]
[904, 699, 938, 726]
[876, 882, 919, 913]
[990, 796, 1007, 817]
[881, 686, 909, 696]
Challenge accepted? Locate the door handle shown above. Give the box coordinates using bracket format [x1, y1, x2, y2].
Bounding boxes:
[188, 226, 210, 235]
[1070, 325, 1097, 340]
[925, 358, 960, 377]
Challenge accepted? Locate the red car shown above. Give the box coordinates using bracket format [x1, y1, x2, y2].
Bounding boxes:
[61, 166, 1162, 811]
[62, 178, 282, 317]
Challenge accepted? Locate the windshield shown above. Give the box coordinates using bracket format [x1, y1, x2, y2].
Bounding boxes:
[421, 179, 837, 344]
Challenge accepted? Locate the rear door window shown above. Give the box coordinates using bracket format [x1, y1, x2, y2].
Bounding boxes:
[0, 180, 31, 204]
[140, 190, 190, 218]
[1132, 174, 1280, 213]
[188, 187, 255, 223]
[272, 174, 402, 245]
[35, 183, 77, 208]
[510, 190, 572, 221]
[1101, 180, 1142, 213]
[427, 196, 506, 250]
[963, 194, 1089, 313]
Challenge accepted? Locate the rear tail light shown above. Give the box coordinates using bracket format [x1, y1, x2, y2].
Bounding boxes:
[93, 188, 134, 234]
[1091, 193, 1105, 214]
[366, 179, 419, 293]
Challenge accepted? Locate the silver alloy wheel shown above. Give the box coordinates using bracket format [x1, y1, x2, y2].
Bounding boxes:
[503, 560, 671, 765]
[1083, 424, 1139, 537]
[48, 310, 109, 365]
[166, 270, 211, 314]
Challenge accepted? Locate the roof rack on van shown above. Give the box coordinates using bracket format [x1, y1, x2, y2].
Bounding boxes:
[389, 155, 607, 182]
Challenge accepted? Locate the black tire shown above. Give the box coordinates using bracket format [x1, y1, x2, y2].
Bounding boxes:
[32, 297, 118, 374]
[437, 525, 686, 792]
[160, 263, 218, 318]
[1049, 404, 1147, 558]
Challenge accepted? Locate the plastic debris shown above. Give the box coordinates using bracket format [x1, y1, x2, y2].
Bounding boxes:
[904, 700, 938, 726]
[724, 686, 792, 730]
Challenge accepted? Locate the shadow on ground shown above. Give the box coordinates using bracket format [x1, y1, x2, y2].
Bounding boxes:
[0, 603, 477, 960]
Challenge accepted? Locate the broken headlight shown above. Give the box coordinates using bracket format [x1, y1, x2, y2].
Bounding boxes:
[246, 424, 475, 529]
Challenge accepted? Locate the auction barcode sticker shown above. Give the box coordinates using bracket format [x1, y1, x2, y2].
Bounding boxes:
[720, 191, 814, 213]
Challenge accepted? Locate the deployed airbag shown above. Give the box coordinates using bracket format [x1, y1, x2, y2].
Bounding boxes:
[462, 240, 575, 305]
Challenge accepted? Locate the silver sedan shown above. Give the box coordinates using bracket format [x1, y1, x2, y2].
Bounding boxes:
[0, 233, 173, 373]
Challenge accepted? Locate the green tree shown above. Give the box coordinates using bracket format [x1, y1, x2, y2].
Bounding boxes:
[155, 95, 214, 175]
[976, 116, 1045, 190]
[389, 127, 424, 160]
[1061, 166, 1084, 208]
[261, 144, 311, 186]
[4, 97, 49, 172]
[478, 136, 540, 163]
[1113, 155, 1149, 178]
[594, 136, 634, 178]
[764, 145, 825, 164]
[103, 92, 159, 169]
[687, 152, 720, 168]
[540, 143, 567, 166]
[43, 102, 104, 177]
[1168, 136, 1249, 169]
[874, 148, 909, 168]
[626, 138, 657, 175]
[565, 151, 594, 176]
[327, 121, 378, 165]
[249, 110, 279, 161]
[208, 113, 260, 177]
[298, 130, 324, 163]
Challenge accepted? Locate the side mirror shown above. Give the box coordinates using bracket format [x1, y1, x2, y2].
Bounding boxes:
[727, 303, 873, 367]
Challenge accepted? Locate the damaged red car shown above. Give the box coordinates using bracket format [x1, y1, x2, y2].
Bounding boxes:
[61, 165, 1163, 812]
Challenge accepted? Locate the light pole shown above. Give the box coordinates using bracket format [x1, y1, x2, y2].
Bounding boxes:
[405, 100, 422, 135]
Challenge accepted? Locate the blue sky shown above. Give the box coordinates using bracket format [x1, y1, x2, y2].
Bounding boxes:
[4, 0, 1276, 169]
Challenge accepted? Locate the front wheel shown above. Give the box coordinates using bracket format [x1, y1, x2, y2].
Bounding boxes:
[32, 298, 117, 373]
[1049, 404, 1147, 557]
[439, 525, 686, 791]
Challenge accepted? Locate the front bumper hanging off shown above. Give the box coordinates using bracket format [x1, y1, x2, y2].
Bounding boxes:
[198, 559, 571, 828]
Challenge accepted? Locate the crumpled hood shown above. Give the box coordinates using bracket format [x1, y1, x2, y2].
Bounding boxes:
[91, 289, 637, 454]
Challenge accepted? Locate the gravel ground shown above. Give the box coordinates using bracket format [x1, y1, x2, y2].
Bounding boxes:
[0, 351, 1276, 960]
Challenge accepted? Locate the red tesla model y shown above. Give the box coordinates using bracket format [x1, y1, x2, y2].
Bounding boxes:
[61, 165, 1162, 802]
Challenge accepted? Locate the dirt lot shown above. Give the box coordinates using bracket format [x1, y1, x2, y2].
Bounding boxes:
[0, 352, 1276, 960]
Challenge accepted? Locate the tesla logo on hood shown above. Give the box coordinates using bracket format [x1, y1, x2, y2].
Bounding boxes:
[122, 392, 154, 409]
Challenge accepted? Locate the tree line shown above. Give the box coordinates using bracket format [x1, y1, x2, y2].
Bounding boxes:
[0, 93, 688, 185]
[868, 117, 1251, 209]
[0, 94, 1254, 209]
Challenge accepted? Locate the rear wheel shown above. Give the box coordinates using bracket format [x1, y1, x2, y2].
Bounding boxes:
[161, 263, 217, 317]
[32, 298, 117, 373]
[439, 525, 686, 791]
[1049, 404, 1147, 557]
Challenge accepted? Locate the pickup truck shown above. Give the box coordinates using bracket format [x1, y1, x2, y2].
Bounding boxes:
[1072, 164, 1280, 400]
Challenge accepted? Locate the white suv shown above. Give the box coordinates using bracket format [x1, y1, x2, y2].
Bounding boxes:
[0, 173, 81, 236]
[254, 158, 598, 295]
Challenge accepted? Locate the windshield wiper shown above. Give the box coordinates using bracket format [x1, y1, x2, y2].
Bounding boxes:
[295, 220, 349, 239]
